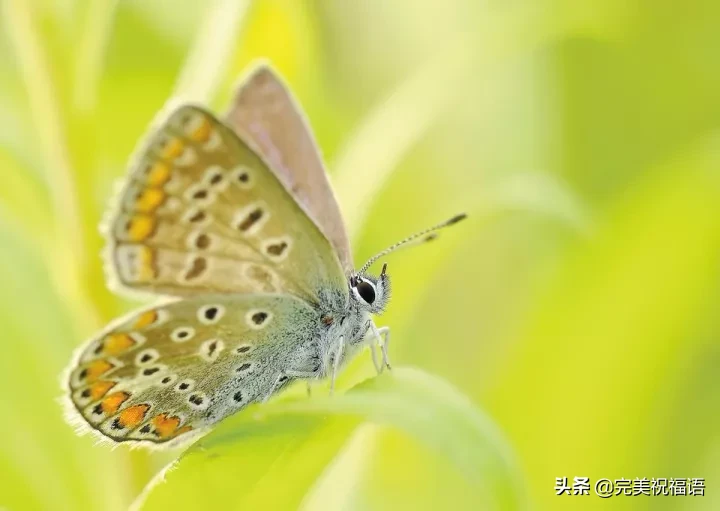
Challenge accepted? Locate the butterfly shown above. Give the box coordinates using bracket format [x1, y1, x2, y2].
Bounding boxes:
[63, 64, 466, 448]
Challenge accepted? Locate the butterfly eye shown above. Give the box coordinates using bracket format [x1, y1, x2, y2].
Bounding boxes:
[355, 280, 376, 305]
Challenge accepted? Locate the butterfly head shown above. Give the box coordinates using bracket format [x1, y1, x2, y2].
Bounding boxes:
[350, 263, 391, 314]
[349, 213, 467, 315]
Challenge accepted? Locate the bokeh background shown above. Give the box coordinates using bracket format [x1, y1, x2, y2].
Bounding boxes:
[1, 0, 719, 510]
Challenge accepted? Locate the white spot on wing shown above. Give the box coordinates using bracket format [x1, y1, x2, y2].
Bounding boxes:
[158, 374, 177, 387]
[234, 361, 256, 377]
[204, 130, 222, 151]
[74, 387, 94, 407]
[182, 207, 212, 226]
[158, 196, 182, 214]
[164, 173, 184, 195]
[174, 379, 195, 393]
[114, 245, 149, 283]
[197, 304, 225, 324]
[199, 338, 225, 362]
[232, 202, 269, 236]
[128, 332, 147, 346]
[229, 389, 245, 405]
[187, 392, 209, 410]
[137, 364, 167, 379]
[153, 309, 171, 326]
[203, 165, 229, 191]
[186, 231, 214, 251]
[181, 256, 209, 282]
[174, 146, 197, 166]
[135, 349, 160, 366]
[242, 263, 281, 292]
[184, 184, 216, 205]
[245, 309, 273, 330]
[171, 326, 195, 343]
[262, 236, 293, 262]
[231, 165, 253, 189]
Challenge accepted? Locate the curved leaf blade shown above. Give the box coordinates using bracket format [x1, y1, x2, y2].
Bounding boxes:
[136, 368, 525, 511]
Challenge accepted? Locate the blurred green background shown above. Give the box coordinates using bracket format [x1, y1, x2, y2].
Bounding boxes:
[1, 0, 719, 510]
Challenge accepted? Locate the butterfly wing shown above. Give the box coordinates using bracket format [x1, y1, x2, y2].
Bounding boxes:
[225, 64, 354, 272]
[65, 294, 321, 446]
[105, 105, 346, 307]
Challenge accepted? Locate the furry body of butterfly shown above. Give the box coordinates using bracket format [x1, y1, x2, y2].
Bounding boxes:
[62, 64, 402, 448]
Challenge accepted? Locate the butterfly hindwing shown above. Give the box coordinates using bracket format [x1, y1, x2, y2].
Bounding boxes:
[105, 105, 347, 306]
[65, 294, 320, 446]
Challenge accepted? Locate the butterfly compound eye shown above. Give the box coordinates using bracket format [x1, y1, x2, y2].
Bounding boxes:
[356, 280, 376, 305]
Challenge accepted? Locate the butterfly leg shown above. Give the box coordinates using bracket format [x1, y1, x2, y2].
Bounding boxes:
[369, 340, 382, 374]
[261, 381, 279, 403]
[361, 321, 383, 374]
[378, 326, 392, 371]
[261, 373, 287, 403]
[368, 323, 392, 371]
[283, 370, 319, 399]
[329, 335, 345, 395]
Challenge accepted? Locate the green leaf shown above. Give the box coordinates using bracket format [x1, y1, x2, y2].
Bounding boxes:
[135, 368, 525, 511]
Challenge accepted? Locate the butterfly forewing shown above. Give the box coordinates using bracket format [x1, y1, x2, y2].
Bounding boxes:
[225, 65, 354, 272]
[66, 294, 319, 445]
[106, 105, 346, 306]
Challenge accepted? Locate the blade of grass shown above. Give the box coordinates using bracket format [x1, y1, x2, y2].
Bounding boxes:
[2, 0, 84, 256]
[0, 148, 53, 244]
[172, 0, 252, 104]
[1, 0, 103, 331]
[73, 0, 120, 112]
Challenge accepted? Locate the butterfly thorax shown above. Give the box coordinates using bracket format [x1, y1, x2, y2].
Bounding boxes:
[315, 302, 370, 377]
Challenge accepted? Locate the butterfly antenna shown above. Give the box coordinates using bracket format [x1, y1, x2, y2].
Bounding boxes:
[357, 213, 467, 276]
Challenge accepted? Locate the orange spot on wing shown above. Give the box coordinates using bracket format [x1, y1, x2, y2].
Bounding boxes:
[133, 310, 158, 328]
[161, 138, 184, 159]
[126, 215, 156, 241]
[152, 413, 180, 438]
[173, 425, 193, 437]
[89, 380, 116, 400]
[118, 404, 150, 428]
[189, 118, 211, 142]
[82, 360, 114, 383]
[101, 391, 130, 414]
[146, 162, 171, 186]
[135, 188, 165, 213]
[101, 333, 135, 355]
